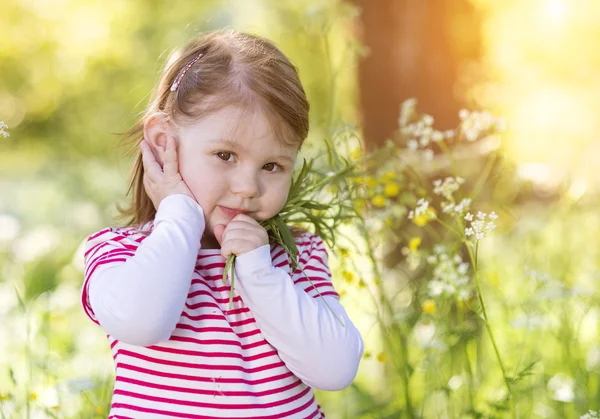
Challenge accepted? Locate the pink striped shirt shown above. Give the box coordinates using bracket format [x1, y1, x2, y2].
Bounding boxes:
[81, 208, 358, 418]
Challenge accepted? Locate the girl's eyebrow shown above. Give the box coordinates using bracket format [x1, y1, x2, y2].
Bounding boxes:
[208, 138, 295, 163]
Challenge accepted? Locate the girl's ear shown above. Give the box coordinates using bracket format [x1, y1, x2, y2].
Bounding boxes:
[143, 113, 172, 168]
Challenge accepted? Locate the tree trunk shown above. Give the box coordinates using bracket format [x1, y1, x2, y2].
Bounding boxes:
[353, 0, 482, 148]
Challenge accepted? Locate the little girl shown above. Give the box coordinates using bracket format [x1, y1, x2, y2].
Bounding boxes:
[82, 29, 363, 418]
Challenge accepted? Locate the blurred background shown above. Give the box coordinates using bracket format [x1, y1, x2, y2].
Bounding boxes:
[1, 0, 600, 418]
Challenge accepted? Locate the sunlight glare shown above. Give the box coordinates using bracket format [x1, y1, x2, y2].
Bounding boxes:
[543, 0, 567, 20]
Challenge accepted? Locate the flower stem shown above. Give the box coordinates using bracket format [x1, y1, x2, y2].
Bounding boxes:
[466, 241, 515, 417]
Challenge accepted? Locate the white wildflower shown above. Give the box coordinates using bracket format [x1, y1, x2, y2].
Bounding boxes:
[0, 122, 9, 138]
[412, 198, 429, 218]
[423, 114, 434, 126]
[423, 149, 435, 161]
[457, 289, 470, 301]
[426, 246, 471, 298]
[442, 203, 455, 213]
[448, 375, 463, 391]
[547, 373, 575, 403]
[453, 198, 471, 215]
[407, 139, 419, 150]
[459, 110, 502, 143]
[464, 211, 498, 241]
[433, 177, 465, 201]
[431, 130, 444, 142]
[399, 98, 417, 127]
[581, 411, 600, 419]
[413, 321, 436, 347]
[444, 129, 455, 139]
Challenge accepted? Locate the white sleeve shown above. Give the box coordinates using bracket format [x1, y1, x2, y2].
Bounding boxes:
[234, 245, 364, 391]
[87, 194, 205, 346]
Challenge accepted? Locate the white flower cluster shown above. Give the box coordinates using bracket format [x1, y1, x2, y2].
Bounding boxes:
[433, 177, 465, 201]
[0, 121, 9, 138]
[458, 109, 505, 142]
[581, 411, 600, 419]
[408, 198, 429, 220]
[465, 211, 498, 241]
[426, 245, 471, 300]
[442, 198, 472, 216]
[399, 100, 453, 160]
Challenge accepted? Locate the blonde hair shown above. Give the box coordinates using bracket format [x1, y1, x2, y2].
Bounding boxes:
[119, 29, 310, 226]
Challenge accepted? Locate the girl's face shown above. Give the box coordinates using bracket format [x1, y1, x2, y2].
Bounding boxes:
[175, 106, 299, 249]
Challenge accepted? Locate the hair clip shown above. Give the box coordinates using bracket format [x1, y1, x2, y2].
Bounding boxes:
[170, 52, 204, 92]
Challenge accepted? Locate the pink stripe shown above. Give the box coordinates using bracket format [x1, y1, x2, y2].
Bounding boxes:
[181, 312, 256, 328]
[116, 363, 294, 385]
[197, 262, 226, 270]
[175, 323, 261, 339]
[117, 349, 285, 373]
[145, 344, 277, 362]
[86, 257, 128, 281]
[111, 398, 316, 419]
[85, 249, 133, 278]
[170, 332, 270, 350]
[187, 290, 241, 304]
[188, 282, 232, 294]
[311, 291, 339, 299]
[302, 282, 335, 293]
[112, 385, 311, 410]
[115, 375, 302, 398]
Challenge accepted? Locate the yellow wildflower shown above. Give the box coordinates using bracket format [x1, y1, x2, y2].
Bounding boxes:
[336, 247, 350, 258]
[422, 299, 437, 314]
[376, 352, 388, 363]
[413, 208, 437, 226]
[383, 182, 400, 198]
[29, 392, 38, 401]
[366, 176, 378, 188]
[382, 170, 396, 182]
[408, 237, 421, 252]
[95, 407, 105, 415]
[342, 270, 355, 284]
[371, 195, 386, 208]
[0, 393, 10, 401]
[350, 148, 362, 160]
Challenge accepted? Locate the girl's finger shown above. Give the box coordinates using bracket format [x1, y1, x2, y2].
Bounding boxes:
[140, 140, 164, 181]
[163, 135, 179, 178]
[220, 224, 259, 244]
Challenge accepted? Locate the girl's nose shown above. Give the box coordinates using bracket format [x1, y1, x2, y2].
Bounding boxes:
[231, 170, 260, 199]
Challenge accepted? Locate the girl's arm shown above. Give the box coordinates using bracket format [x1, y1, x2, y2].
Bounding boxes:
[84, 194, 204, 346]
[233, 237, 364, 391]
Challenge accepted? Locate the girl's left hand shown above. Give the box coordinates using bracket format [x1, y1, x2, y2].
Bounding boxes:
[214, 215, 269, 258]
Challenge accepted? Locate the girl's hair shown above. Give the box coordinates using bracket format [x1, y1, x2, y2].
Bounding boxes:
[118, 29, 310, 226]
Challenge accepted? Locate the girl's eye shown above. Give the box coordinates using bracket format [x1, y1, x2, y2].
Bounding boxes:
[263, 163, 282, 172]
[216, 151, 234, 162]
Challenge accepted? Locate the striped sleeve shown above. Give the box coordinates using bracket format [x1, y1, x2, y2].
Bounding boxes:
[292, 233, 339, 300]
[81, 227, 144, 324]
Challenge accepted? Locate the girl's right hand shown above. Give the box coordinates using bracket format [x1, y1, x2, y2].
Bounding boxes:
[140, 135, 197, 210]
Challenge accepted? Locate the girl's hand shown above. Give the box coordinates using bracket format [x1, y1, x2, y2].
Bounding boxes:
[214, 215, 269, 258]
[140, 136, 196, 209]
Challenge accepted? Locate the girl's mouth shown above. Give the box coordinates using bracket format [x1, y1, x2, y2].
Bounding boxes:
[218, 206, 249, 218]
